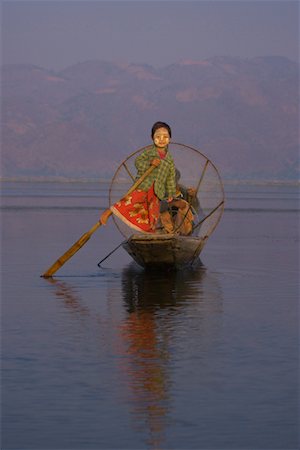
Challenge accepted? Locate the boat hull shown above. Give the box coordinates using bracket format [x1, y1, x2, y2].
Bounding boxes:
[122, 234, 206, 269]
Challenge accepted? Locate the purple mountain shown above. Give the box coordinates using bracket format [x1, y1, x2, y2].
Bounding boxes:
[1, 56, 299, 180]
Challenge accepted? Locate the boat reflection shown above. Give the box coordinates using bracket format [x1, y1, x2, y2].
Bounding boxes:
[117, 262, 222, 449]
[121, 260, 207, 311]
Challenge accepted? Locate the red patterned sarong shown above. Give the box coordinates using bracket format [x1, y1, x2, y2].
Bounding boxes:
[111, 184, 160, 233]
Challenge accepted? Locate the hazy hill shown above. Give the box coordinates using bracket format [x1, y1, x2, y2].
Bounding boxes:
[1, 56, 299, 180]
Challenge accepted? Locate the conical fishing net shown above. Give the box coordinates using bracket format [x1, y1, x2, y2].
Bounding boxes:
[109, 143, 224, 240]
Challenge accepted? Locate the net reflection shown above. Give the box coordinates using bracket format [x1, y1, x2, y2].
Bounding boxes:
[118, 262, 219, 450]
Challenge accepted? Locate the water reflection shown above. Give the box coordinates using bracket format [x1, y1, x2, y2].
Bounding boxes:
[117, 263, 222, 449]
[46, 278, 90, 318]
[46, 263, 223, 450]
[121, 261, 206, 311]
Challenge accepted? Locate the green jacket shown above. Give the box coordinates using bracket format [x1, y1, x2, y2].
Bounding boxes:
[135, 146, 176, 200]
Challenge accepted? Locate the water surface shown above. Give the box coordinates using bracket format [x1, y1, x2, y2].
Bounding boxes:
[1, 181, 299, 449]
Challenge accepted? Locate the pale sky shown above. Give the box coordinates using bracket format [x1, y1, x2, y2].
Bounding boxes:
[2, 1, 299, 71]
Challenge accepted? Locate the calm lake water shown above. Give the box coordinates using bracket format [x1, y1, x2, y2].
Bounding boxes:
[1, 180, 299, 450]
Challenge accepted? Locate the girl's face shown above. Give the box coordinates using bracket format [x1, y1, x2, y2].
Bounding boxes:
[153, 127, 170, 148]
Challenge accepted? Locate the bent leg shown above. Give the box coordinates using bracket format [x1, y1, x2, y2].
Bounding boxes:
[160, 210, 175, 234]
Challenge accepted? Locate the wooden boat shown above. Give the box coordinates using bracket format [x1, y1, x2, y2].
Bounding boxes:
[109, 143, 225, 269]
[122, 233, 207, 269]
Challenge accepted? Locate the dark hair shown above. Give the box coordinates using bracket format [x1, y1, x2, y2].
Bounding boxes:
[151, 121, 172, 138]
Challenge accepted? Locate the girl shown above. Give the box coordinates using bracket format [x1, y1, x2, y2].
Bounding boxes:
[100, 121, 176, 233]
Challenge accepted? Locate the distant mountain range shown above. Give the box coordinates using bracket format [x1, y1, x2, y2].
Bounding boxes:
[1, 56, 299, 180]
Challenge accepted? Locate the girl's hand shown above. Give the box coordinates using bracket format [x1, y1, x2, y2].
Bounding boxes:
[167, 197, 173, 203]
[151, 158, 161, 167]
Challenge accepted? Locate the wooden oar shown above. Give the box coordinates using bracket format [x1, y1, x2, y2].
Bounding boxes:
[41, 164, 157, 278]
